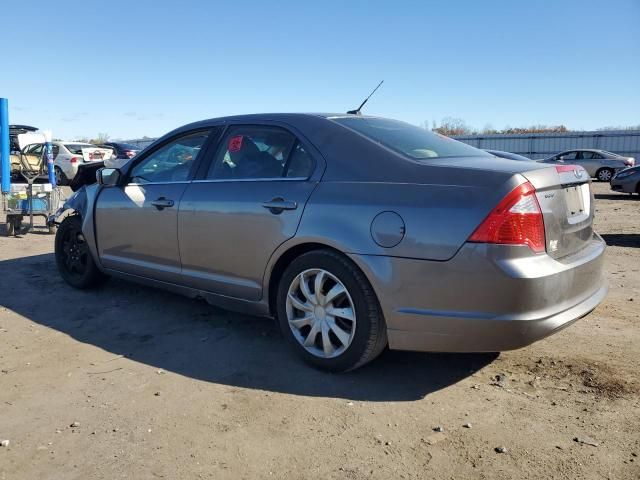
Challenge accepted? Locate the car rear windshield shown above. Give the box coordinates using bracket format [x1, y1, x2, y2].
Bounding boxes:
[331, 117, 490, 160]
[600, 150, 622, 158]
[64, 143, 95, 155]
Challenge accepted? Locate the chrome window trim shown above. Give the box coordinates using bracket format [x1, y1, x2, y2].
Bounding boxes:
[191, 177, 309, 184]
[126, 181, 191, 186]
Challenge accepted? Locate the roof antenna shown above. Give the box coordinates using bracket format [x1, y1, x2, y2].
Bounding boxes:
[347, 80, 384, 115]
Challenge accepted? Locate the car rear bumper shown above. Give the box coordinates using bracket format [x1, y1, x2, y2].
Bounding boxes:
[349, 234, 607, 353]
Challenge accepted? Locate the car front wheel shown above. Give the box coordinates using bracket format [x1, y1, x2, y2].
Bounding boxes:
[276, 250, 387, 372]
[55, 216, 107, 289]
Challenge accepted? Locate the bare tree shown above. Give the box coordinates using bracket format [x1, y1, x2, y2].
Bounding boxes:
[432, 117, 473, 136]
[90, 132, 110, 144]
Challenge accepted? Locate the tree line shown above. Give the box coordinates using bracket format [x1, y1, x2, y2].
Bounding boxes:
[429, 117, 640, 136]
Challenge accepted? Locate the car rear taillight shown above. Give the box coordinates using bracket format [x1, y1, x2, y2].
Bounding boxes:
[70, 156, 79, 164]
[555, 164, 579, 174]
[469, 181, 545, 253]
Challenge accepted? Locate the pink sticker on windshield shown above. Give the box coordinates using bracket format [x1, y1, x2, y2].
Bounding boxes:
[229, 135, 243, 152]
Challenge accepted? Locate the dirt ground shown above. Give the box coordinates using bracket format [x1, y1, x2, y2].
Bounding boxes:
[0, 182, 638, 480]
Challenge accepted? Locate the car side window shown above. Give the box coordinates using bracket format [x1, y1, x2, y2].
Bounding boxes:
[559, 151, 577, 161]
[29, 144, 43, 156]
[130, 130, 210, 183]
[207, 126, 296, 180]
[592, 153, 603, 159]
[579, 151, 594, 159]
[285, 142, 314, 178]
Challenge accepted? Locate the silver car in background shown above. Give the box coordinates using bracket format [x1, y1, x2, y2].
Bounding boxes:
[52, 114, 607, 371]
[539, 149, 635, 181]
[610, 166, 640, 195]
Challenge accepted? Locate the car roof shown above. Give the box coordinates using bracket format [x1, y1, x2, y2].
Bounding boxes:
[177, 112, 374, 129]
[560, 149, 611, 154]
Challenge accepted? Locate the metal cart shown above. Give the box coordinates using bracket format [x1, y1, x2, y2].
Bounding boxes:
[2, 147, 63, 236]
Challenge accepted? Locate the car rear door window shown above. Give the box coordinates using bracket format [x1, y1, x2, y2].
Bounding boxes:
[207, 126, 297, 180]
[578, 151, 595, 159]
[285, 142, 314, 178]
[130, 130, 210, 183]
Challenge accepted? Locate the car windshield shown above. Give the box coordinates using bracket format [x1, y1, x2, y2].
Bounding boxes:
[331, 117, 490, 160]
[64, 143, 95, 155]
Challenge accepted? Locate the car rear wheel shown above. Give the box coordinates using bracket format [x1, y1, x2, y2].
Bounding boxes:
[55, 216, 106, 289]
[54, 166, 68, 186]
[276, 249, 387, 372]
[596, 168, 613, 182]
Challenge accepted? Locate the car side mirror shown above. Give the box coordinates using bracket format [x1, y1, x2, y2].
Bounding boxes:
[97, 167, 121, 186]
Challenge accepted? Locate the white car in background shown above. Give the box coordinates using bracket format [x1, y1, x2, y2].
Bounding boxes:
[51, 142, 113, 185]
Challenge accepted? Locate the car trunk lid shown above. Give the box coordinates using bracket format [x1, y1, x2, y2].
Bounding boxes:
[520, 165, 594, 259]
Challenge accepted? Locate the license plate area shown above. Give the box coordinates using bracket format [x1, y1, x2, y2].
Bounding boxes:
[565, 183, 590, 224]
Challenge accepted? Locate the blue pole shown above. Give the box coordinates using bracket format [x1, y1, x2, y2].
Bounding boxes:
[0, 98, 10, 193]
[44, 130, 56, 186]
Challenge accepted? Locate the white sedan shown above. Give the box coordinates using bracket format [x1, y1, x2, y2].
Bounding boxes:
[52, 142, 113, 185]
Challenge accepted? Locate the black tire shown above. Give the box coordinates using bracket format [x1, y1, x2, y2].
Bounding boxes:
[596, 168, 613, 182]
[54, 167, 68, 186]
[5, 219, 15, 237]
[55, 216, 107, 289]
[276, 249, 387, 372]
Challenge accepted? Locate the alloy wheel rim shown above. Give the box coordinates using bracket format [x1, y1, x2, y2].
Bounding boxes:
[286, 268, 356, 358]
[62, 227, 89, 275]
[599, 170, 612, 181]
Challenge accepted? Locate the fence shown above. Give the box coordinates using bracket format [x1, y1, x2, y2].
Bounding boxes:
[452, 130, 640, 160]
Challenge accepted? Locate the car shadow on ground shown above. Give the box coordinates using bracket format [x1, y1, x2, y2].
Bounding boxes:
[601, 233, 640, 248]
[0, 253, 497, 402]
[594, 193, 639, 201]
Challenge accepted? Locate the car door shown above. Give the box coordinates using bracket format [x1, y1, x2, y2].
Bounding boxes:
[178, 124, 322, 301]
[94, 129, 213, 283]
[22, 143, 43, 170]
[575, 151, 599, 176]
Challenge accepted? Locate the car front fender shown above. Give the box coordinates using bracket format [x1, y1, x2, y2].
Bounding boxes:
[48, 184, 103, 269]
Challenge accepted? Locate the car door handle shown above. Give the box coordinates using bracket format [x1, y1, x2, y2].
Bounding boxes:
[151, 197, 175, 210]
[262, 198, 297, 214]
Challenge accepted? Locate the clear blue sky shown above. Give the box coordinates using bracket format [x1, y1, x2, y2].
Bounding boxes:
[2, 0, 639, 140]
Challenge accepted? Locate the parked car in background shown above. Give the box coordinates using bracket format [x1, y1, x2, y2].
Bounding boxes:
[610, 166, 640, 195]
[53, 114, 606, 372]
[8, 125, 46, 179]
[98, 142, 141, 161]
[484, 149, 533, 161]
[52, 142, 113, 185]
[539, 149, 635, 182]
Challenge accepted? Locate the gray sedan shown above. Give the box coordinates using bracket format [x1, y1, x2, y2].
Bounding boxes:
[52, 114, 607, 371]
[539, 149, 635, 181]
[610, 166, 640, 195]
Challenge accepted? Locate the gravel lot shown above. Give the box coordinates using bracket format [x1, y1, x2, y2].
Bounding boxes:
[0, 181, 638, 479]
